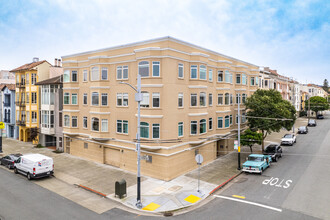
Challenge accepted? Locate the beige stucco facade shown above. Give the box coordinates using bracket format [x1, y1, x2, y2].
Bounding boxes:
[61, 37, 259, 181]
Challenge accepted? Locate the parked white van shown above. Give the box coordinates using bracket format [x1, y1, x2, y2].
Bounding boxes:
[14, 154, 54, 180]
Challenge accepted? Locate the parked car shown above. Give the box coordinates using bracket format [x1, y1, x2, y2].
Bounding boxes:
[316, 114, 324, 119]
[308, 119, 317, 127]
[298, 126, 308, 134]
[0, 154, 23, 169]
[281, 134, 296, 146]
[14, 154, 54, 180]
[263, 144, 282, 162]
[242, 154, 272, 174]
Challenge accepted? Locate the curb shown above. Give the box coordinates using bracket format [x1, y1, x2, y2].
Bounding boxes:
[75, 184, 107, 197]
[209, 172, 242, 195]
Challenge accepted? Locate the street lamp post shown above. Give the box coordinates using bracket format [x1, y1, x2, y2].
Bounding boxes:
[237, 93, 241, 170]
[120, 74, 143, 209]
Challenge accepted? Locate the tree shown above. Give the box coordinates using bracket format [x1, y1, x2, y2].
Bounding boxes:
[323, 79, 329, 93]
[240, 129, 262, 153]
[245, 89, 296, 152]
[307, 96, 329, 116]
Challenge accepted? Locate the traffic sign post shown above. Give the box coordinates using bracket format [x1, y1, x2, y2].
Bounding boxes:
[195, 154, 204, 193]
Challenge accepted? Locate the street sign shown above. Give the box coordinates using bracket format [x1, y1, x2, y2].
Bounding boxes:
[195, 154, 203, 165]
[234, 140, 238, 150]
[0, 122, 4, 129]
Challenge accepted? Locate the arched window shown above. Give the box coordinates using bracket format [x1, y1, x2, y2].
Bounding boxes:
[225, 115, 230, 128]
[139, 61, 149, 77]
[140, 122, 149, 138]
[92, 117, 99, 131]
[200, 119, 206, 134]
[225, 93, 230, 105]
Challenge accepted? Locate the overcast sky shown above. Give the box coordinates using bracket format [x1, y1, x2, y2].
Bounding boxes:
[0, 0, 329, 85]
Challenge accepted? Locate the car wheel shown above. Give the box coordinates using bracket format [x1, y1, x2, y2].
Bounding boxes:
[273, 157, 277, 162]
[279, 154, 282, 158]
[260, 168, 263, 175]
[27, 173, 32, 180]
[14, 168, 18, 174]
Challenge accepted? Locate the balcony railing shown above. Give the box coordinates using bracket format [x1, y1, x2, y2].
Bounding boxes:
[15, 101, 26, 107]
[16, 120, 26, 126]
[3, 118, 11, 123]
[16, 82, 25, 88]
[4, 102, 11, 107]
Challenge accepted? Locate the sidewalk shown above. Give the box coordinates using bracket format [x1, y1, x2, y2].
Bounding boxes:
[0, 117, 308, 214]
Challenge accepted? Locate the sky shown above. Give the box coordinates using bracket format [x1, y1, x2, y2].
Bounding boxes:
[0, 0, 329, 85]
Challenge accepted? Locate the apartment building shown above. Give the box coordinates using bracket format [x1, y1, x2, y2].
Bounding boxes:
[1, 84, 18, 139]
[61, 37, 259, 180]
[10, 58, 52, 142]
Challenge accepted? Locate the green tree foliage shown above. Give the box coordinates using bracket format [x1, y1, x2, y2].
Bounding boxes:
[245, 89, 296, 152]
[307, 96, 329, 115]
[240, 129, 262, 153]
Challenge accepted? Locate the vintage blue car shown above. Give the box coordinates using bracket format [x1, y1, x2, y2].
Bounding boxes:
[242, 154, 272, 174]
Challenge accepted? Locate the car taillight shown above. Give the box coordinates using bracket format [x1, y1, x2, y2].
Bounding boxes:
[33, 167, 36, 175]
[12, 161, 14, 164]
[53, 164, 54, 169]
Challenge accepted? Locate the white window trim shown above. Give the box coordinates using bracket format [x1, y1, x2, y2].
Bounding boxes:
[152, 92, 160, 108]
[178, 93, 184, 108]
[152, 123, 160, 139]
[190, 121, 198, 135]
[72, 116, 78, 128]
[101, 67, 108, 80]
[101, 119, 108, 132]
[83, 70, 88, 82]
[178, 63, 184, 79]
[91, 92, 99, 106]
[83, 116, 88, 129]
[152, 61, 160, 77]
[190, 93, 197, 107]
[178, 122, 184, 137]
[71, 93, 78, 105]
[190, 65, 198, 79]
[101, 93, 108, 106]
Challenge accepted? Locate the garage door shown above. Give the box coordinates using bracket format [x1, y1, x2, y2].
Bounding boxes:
[105, 148, 121, 167]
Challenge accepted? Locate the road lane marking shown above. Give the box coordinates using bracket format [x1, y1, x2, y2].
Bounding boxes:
[232, 195, 245, 199]
[214, 195, 282, 212]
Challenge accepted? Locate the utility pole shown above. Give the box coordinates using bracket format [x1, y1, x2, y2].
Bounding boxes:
[237, 93, 241, 170]
[308, 96, 311, 122]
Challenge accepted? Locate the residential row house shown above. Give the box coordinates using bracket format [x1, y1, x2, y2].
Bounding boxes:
[1, 84, 18, 139]
[61, 36, 260, 181]
[10, 58, 52, 142]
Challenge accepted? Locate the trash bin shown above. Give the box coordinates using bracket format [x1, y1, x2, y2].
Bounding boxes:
[115, 179, 127, 199]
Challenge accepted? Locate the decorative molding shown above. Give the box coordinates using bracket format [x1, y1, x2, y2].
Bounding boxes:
[188, 85, 208, 89]
[135, 114, 163, 119]
[90, 86, 110, 89]
[188, 113, 208, 116]
[63, 87, 80, 90]
[216, 110, 231, 113]
[62, 110, 80, 112]
[89, 112, 111, 115]
[216, 87, 230, 90]
[140, 84, 163, 88]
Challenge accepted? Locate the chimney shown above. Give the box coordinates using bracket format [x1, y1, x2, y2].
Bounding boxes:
[55, 58, 58, 67]
[33, 57, 39, 63]
[58, 59, 61, 67]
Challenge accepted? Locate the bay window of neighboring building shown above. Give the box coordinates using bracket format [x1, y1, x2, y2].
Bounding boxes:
[200, 119, 206, 134]
[101, 93, 108, 106]
[140, 122, 149, 138]
[139, 61, 149, 77]
[190, 121, 197, 135]
[101, 119, 108, 132]
[117, 120, 128, 134]
[236, 74, 241, 84]
[91, 67, 100, 81]
[92, 92, 99, 106]
[72, 116, 78, 128]
[64, 115, 70, 127]
[178, 63, 184, 78]
[71, 93, 78, 105]
[152, 93, 160, 108]
[63, 70, 70, 82]
[83, 117, 88, 129]
[200, 92, 206, 106]
[101, 68, 108, 80]
[178, 122, 183, 137]
[218, 94, 223, 105]
[71, 71, 78, 82]
[199, 65, 206, 80]
[152, 61, 160, 77]
[209, 69, 213, 81]
[41, 110, 54, 128]
[217, 117, 223, 128]
[178, 93, 183, 108]
[91, 117, 99, 131]
[190, 65, 198, 79]
[218, 70, 223, 82]
[117, 65, 129, 80]
[152, 123, 160, 139]
[191, 93, 197, 107]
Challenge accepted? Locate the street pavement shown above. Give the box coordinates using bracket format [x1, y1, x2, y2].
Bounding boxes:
[1, 114, 324, 219]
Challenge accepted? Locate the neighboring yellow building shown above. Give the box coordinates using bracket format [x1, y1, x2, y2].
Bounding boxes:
[10, 58, 51, 142]
[61, 37, 259, 180]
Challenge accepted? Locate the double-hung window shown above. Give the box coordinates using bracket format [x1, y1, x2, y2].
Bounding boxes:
[141, 92, 149, 108]
[139, 61, 149, 77]
[225, 93, 230, 105]
[71, 93, 78, 105]
[190, 121, 197, 135]
[117, 120, 128, 134]
[83, 93, 87, 105]
[178, 93, 183, 107]
[200, 92, 206, 106]
[218, 71, 223, 82]
[217, 117, 223, 128]
[218, 94, 223, 105]
[64, 93, 70, 104]
[209, 69, 213, 81]
[101, 93, 108, 106]
[209, 118, 213, 130]
[64, 115, 70, 127]
[91, 67, 99, 81]
[242, 74, 246, 85]
[83, 117, 88, 128]
[117, 66, 129, 80]
[101, 68, 108, 80]
[152, 93, 160, 108]
[191, 94, 197, 107]
[92, 92, 99, 106]
[251, 77, 255, 86]
[190, 65, 197, 79]
[178, 63, 184, 78]
[101, 119, 108, 132]
[225, 115, 230, 128]
[31, 73, 37, 84]
[63, 70, 70, 82]
[236, 94, 240, 104]
[72, 116, 78, 127]
[83, 70, 88, 82]
[209, 93, 213, 106]
[140, 122, 149, 138]
[242, 93, 247, 103]
[152, 124, 160, 139]
[178, 122, 183, 137]
[152, 61, 160, 77]
[200, 119, 206, 134]
[117, 93, 128, 106]
[72, 71, 77, 82]
[199, 65, 206, 80]
[236, 74, 241, 84]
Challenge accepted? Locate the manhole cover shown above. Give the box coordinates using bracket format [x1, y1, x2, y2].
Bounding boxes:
[234, 177, 248, 183]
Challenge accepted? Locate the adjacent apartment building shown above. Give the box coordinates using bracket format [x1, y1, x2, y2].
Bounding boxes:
[61, 37, 259, 180]
[10, 58, 52, 142]
[1, 84, 18, 139]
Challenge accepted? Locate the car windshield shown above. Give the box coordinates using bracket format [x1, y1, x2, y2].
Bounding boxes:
[299, 126, 305, 130]
[284, 134, 292, 138]
[309, 120, 315, 123]
[265, 146, 276, 153]
[248, 156, 263, 162]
